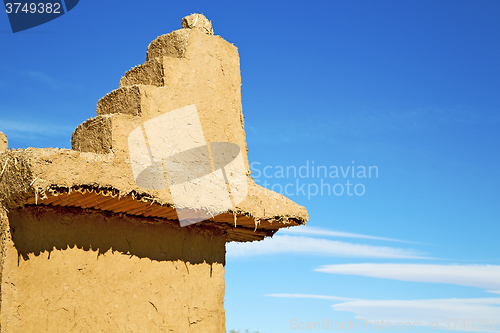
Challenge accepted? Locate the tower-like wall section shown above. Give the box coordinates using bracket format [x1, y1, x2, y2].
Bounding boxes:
[0, 13, 309, 333]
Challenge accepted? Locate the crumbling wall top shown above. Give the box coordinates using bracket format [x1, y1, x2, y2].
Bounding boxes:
[182, 13, 213, 35]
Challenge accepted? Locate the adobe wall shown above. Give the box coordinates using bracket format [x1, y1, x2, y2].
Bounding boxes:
[0, 205, 226, 332]
[0, 14, 309, 332]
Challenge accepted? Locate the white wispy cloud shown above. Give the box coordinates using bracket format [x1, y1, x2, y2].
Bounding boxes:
[268, 294, 500, 331]
[315, 264, 500, 290]
[21, 70, 58, 90]
[226, 235, 429, 259]
[279, 225, 415, 243]
[266, 293, 359, 301]
[0, 119, 74, 138]
[332, 298, 500, 331]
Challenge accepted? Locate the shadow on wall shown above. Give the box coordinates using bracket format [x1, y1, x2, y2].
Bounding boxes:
[8, 205, 226, 266]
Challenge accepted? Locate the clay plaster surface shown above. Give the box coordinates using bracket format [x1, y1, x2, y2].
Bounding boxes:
[1, 206, 225, 332]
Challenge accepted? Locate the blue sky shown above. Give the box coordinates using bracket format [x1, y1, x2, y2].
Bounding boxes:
[1, 1, 500, 332]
